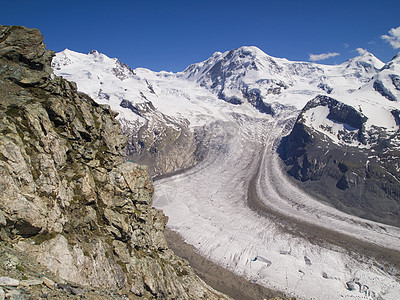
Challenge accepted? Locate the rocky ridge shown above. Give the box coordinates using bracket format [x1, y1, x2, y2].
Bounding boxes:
[280, 94, 400, 227]
[0, 25, 228, 299]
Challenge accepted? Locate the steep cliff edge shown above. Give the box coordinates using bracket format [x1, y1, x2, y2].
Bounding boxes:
[0, 25, 228, 299]
[279, 95, 400, 227]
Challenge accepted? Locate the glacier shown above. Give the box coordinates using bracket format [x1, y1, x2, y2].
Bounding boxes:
[52, 46, 400, 299]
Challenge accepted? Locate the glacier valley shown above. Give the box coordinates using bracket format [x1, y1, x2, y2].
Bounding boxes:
[52, 46, 400, 299]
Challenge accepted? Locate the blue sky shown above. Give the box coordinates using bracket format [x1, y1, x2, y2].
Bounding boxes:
[2, 0, 400, 72]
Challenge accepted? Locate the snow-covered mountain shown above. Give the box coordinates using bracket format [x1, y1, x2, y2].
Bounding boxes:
[371, 52, 400, 102]
[52, 46, 399, 148]
[52, 49, 233, 176]
[52, 47, 400, 300]
[181, 46, 385, 112]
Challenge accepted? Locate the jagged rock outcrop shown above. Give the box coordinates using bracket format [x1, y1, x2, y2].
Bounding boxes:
[242, 88, 273, 114]
[373, 79, 397, 101]
[279, 95, 400, 227]
[0, 25, 228, 299]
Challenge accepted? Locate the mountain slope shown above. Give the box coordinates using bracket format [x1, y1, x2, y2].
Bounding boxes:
[52, 49, 239, 177]
[371, 53, 400, 102]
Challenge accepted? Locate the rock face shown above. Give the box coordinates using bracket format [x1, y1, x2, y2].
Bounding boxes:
[280, 95, 400, 227]
[118, 102, 199, 178]
[0, 25, 227, 299]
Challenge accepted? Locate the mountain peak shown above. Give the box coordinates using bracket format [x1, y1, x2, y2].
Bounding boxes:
[221, 46, 271, 62]
[358, 50, 374, 57]
[342, 51, 384, 73]
[234, 46, 265, 56]
[61, 48, 72, 54]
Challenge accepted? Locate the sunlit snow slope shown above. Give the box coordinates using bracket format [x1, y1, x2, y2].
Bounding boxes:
[53, 47, 400, 300]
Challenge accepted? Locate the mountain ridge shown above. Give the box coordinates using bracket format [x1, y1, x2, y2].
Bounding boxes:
[53, 45, 400, 139]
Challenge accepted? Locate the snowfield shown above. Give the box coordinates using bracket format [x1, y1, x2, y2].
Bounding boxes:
[53, 47, 400, 300]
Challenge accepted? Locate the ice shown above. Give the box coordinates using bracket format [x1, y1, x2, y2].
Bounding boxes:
[154, 114, 400, 299]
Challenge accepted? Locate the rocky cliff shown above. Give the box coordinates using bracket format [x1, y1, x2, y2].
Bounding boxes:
[279, 95, 400, 227]
[0, 25, 228, 299]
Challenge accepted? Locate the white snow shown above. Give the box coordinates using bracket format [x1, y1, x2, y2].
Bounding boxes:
[305, 106, 357, 140]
